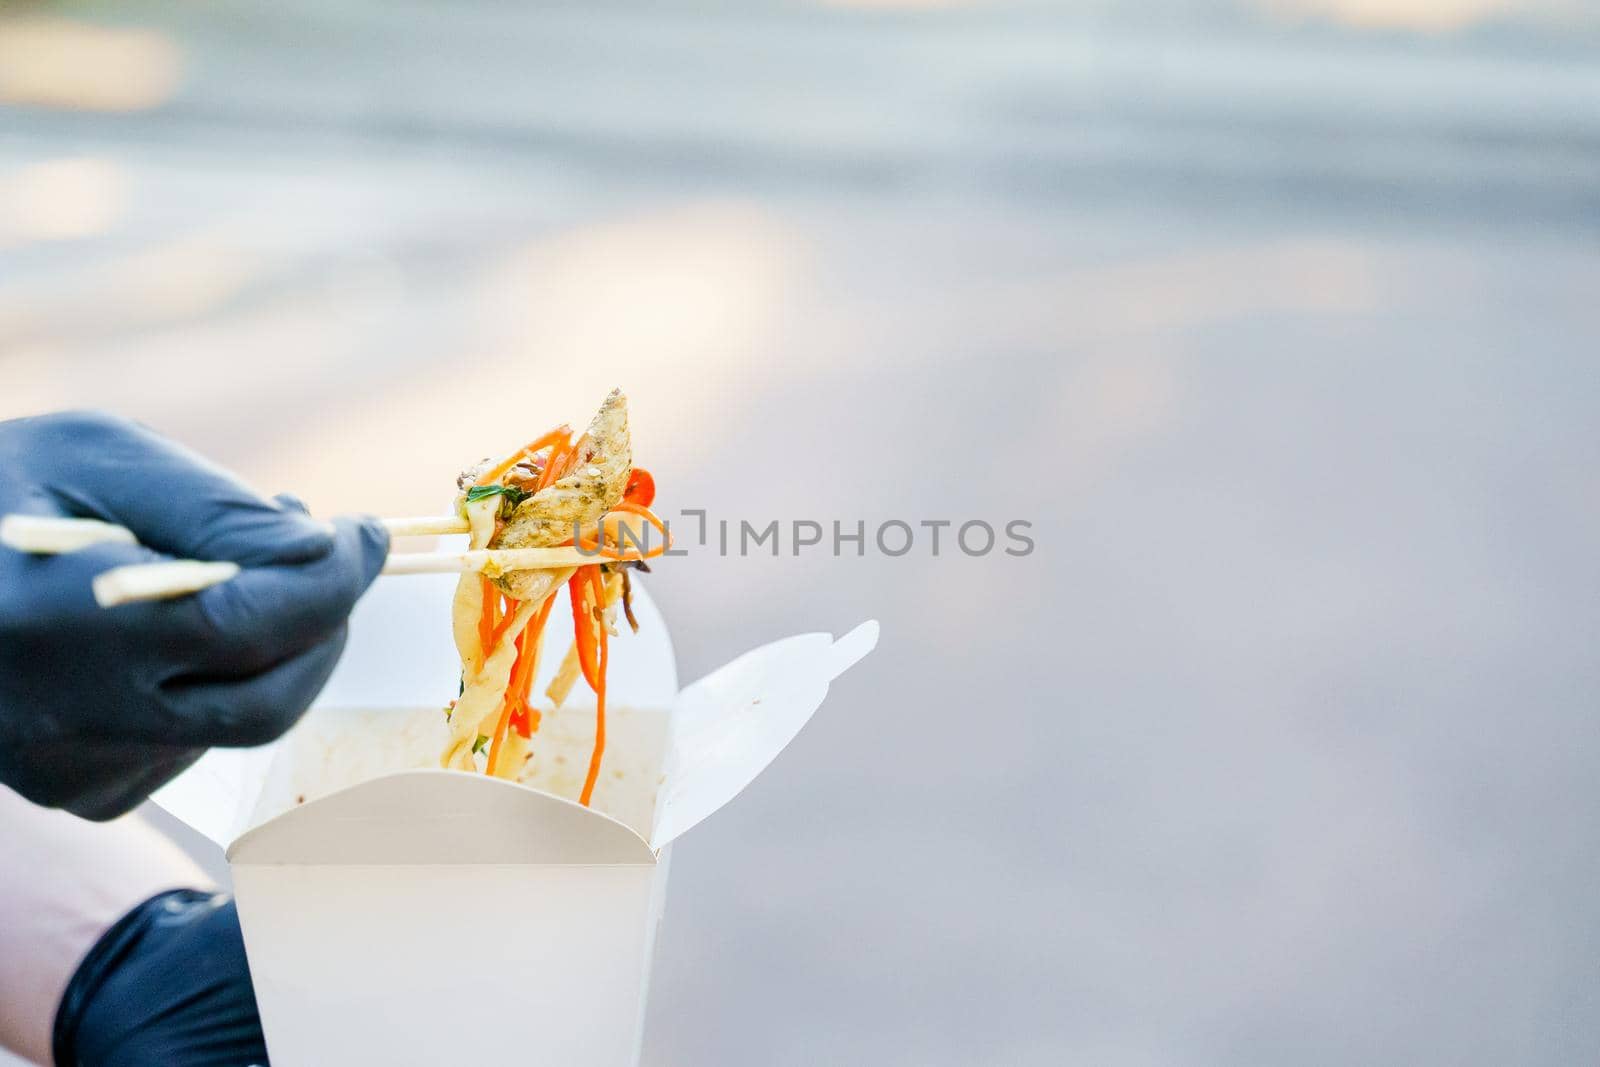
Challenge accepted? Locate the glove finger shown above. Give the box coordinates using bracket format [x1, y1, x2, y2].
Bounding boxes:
[5, 519, 385, 679]
[4, 541, 351, 749]
[24, 411, 334, 567]
[273, 491, 310, 515]
[182, 516, 388, 675]
[3, 540, 220, 666]
[159, 626, 347, 747]
[0, 733, 204, 822]
[62, 744, 208, 822]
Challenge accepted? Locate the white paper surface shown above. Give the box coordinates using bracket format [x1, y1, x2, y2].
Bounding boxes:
[234, 862, 661, 1067]
[650, 620, 879, 849]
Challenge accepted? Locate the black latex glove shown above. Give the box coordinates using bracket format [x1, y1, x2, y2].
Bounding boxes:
[0, 411, 388, 820]
[53, 890, 269, 1067]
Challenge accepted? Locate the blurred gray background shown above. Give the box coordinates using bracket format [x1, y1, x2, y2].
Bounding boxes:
[3, 0, 1600, 1064]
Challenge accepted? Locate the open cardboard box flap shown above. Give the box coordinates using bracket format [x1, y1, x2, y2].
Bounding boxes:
[153, 571, 878, 859]
[652, 622, 876, 848]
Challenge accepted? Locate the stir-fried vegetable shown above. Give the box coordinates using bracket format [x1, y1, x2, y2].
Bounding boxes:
[441, 392, 661, 807]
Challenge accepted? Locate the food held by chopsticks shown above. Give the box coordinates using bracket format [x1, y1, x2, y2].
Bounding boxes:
[440, 389, 668, 807]
[0, 513, 617, 606]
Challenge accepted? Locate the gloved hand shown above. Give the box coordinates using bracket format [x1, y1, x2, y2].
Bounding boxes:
[0, 410, 388, 820]
[53, 890, 269, 1067]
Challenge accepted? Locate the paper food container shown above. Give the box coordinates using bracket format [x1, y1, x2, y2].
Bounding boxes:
[152, 571, 877, 1066]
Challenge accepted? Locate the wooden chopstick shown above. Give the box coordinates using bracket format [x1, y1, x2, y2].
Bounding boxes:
[380, 516, 472, 538]
[1, 513, 471, 553]
[92, 561, 243, 609]
[0, 514, 626, 608]
[0, 515, 140, 553]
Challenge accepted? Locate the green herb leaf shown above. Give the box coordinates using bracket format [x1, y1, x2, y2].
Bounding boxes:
[472, 734, 490, 756]
[464, 483, 531, 519]
[465, 484, 530, 506]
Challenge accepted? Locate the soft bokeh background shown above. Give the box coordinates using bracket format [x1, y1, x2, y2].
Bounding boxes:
[3, 1, 1600, 1064]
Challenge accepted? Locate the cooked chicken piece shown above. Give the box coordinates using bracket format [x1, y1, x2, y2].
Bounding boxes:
[487, 389, 631, 602]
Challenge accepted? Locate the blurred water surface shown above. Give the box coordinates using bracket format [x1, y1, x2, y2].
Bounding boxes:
[2, 2, 1600, 1065]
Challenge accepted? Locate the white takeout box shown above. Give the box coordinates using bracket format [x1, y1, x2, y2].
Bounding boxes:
[153, 571, 877, 1066]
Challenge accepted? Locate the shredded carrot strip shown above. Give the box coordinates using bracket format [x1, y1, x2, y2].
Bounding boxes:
[483, 696, 516, 777]
[607, 499, 666, 526]
[476, 577, 499, 652]
[578, 565, 609, 807]
[568, 501, 671, 560]
[571, 538, 667, 562]
[510, 649, 539, 732]
[607, 501, 670, 543]
[516, 595, 557, 711]
[486, 595, 522, 651]
[479, 426, 572, 487]
[537, 440, 576, 492]
[484, 628, 526, 775]
[508, 706, 537, 737]
[568, 569, 600, 687]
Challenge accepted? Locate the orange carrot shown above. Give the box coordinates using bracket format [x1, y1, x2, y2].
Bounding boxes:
[483, 698, 516, 777]
[568, 568, 600, 688]
[486, 595, 523, 652]
[579, 567, 609, 808]
[607, 500, 667, 526]
[537, 440, 576, 492]
[608, 501, 669, 547]
[478, 426, 572, 488]
[514, 594, 558, 715]
[476, 577, 499, 652]
[484, 627, 527, 775]
[573, 501, 671, 560]
[508, 706, 538, 737]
